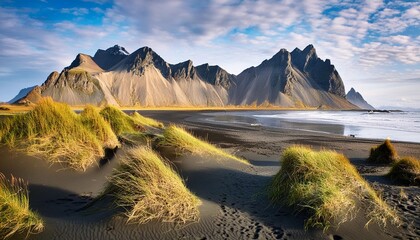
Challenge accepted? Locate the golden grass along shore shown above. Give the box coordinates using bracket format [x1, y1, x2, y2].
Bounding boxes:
[367, 139, 399, 164]
[160, 125, 249, 165]
[269, 146, 399, 230]
[388, 157, 420, 186]
[0, 102, 320, 116]
[0, 98, 105, 171]
[0, 99, 168, 171]
[104, 147, 201, 224]
[0, 173, 44, 239]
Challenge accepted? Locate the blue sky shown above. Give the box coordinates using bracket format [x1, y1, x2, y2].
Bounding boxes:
[0, 0, 419, 108]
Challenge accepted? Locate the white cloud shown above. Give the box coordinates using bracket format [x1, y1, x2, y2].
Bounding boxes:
[379, 35, 411, 45]
[61, 7, 89, 16]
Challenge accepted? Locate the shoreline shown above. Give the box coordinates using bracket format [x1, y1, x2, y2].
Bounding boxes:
[0, 103, 384, 115]
[139, 110, 420, 145]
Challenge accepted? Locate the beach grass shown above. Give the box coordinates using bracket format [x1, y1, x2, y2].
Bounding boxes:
[388, 157, 420, 186]
[99, 106, 139, 135]
[105, 147, 200, 224]
[80, 105, 120, 149]
[0, 173, 44, 239]
[269, 146, 399, 230]
[161, 125, 249, 165]
[131, 111, 164, 128]
[0, 98, 105, 171]
[367, 139, 398, 164]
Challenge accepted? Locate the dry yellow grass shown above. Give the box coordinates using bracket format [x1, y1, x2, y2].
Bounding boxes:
[99, 106, 141, 135]
[161, 125, 249, 165]
[0, 98, 105, 171]
[269, 146, 399, 230]
[0, 173, 44, 239]
[105, 147, 201, 224]
[388, 157, 420, 186]
[80, 105, 119, 149]
[131, 111, 164, 128]
[0, 104, 33, 115]
[367, 139, 398, 164]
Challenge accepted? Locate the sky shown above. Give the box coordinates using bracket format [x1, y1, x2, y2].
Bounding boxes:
[0, 0, 419, 109]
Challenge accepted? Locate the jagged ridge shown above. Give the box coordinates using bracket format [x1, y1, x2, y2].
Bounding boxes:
[15, 44, 358, 109]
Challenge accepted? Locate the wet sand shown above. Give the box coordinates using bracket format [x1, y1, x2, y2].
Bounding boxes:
[2, 110, 419, 240]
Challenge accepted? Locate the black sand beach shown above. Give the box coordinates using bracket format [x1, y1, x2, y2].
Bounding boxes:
[2, 110, 419, 240]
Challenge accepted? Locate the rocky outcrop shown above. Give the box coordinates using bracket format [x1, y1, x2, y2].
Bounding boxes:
[346, 88, 375, 110]
[195, 64, 235, 89]
[291, 45, 345, 97]
[170, 60, 196, 80]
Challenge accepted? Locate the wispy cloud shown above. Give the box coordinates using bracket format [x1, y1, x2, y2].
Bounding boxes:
[0, 0, 419, 107]
[61, 7, 89, 16]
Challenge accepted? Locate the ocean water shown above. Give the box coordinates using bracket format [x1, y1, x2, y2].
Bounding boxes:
[205, 111, 420, 143]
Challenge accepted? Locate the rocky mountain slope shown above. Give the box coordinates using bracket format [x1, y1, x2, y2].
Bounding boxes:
[346, 88, 375, 110]
[229, 45, 353, 108]
[8, 86, 36, 103]
[15, 44, 358, 109]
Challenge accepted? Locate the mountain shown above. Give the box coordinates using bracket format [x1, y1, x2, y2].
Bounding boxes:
[93, 45, 129, 70]
[14, 44, 359, 109]
[346, 88, 375, 110]
[8, 86, 36, 103]
[16, 54, 115, 106]
[229, 45, 353, 108]
[93, 47, 231, 106]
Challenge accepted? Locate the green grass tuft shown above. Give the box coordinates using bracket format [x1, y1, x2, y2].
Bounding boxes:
[80, 105, 120, 149]
[388, 157, 420, 186]
[105, 147, 201, 224]
[99, 106, 140, 135]
[367, 139, 398, 164]
[131, 112, 164, 128]
[0, 98, 104, 171]
[0, 173, 44, 239]
[268, 146, 399, 230]
[161, 125, 249, 165]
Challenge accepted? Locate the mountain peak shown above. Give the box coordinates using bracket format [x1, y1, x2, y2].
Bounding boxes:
[346, 87, 375, 110]
[93, 45, 130, 70]
[268, 48, 291, 67]
[302, 44, 317, 58]
[113, 46, 171, 77]
[303, 44, 315, 51]
[105, 45, 129, 56]
[66, 53, 89, 69]
[66, 53, 103, 73]
[195, 63, 235, 89]
[129, 46, 158, 60]
[171, 60, 196, 80]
